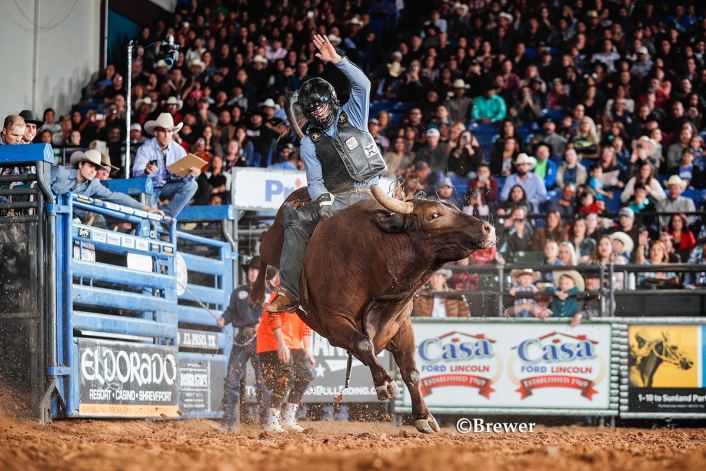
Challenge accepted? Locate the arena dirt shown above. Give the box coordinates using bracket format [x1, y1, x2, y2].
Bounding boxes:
[1, 395, 705, 471]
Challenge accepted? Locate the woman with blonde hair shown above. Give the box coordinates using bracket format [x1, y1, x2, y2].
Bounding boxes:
[558, 241, 579, 266]
[573, 116, 600, 158]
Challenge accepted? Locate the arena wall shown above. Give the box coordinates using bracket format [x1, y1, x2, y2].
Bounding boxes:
[0, 0, 101, 116]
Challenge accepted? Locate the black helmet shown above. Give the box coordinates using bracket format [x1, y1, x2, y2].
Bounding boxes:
[298, 77, 339, 129]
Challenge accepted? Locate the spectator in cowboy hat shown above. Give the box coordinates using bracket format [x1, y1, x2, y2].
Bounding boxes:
[656, 175, 695, 227]
[18, 110, 44, 144]
[413, 268, 470, 318]
[445, 78, 473, 123]
[50, 149, 162, 226]
[132, 113, 199, 217]
[609, 231, 635, 260]
[499, 153, 547, 211]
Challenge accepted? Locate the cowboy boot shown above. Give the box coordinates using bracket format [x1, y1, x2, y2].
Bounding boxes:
[265, 290, 298, 313]
[281, 403, 304, 432]
[262, 408, 284, 433]
[219, 401, 240, 432]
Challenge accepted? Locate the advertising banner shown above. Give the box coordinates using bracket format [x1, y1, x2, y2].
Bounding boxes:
[400, 321, 614, 412]
[77, 338, 179, 417]
[232, 168, 306, 210]
[178, 357, 226, 414]
[626, 324, 706, 415]
[303, 333, 390, 402]
[244, 333, 391, 403]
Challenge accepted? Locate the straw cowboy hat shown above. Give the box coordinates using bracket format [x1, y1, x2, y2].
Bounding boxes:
[144, 112, 184, 135]
[259, 98, 280, 109]
[189, 59, 206, 72]
[609, 231, 634, 255]
[134, 97, 157, 112]
[664, 175, 687, 190]
[162, 96, 183, 110]
[631, 135, 657, 154]
[452, 79, 470, 89]
[434, 268, 453, 279]
[69, 149, 107, 169]
[552, 270, 585, 291]
[387, 62, 404, 78]
[327, 34, 342, 46]
[515, 153, 537, 169]
[510, 268, 540, 283]
[99, 153, 120, 176]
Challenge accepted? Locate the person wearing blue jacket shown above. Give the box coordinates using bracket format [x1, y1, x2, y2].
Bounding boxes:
[267, 34, 387, 312]
[51, 149, 162, 226]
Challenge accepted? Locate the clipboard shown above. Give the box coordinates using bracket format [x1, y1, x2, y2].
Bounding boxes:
[167, 153, 208, 177]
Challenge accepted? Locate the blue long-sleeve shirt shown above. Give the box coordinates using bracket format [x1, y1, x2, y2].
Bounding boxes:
[132, 137, 190, 188]
[499, 172, 547, 208]
[299, 57, 379, 200]
[50, 166, 144, 209]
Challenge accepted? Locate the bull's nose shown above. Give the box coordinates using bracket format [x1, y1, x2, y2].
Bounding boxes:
[482, 222, 492, 235]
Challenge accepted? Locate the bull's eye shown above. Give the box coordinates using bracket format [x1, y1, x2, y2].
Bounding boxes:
[430, 212, 441, 220]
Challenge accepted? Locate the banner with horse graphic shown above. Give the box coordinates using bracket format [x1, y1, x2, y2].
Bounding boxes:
[625, 324, 706, 415]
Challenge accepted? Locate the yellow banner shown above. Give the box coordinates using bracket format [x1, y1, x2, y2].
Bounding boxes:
[628, 325, 697, 388]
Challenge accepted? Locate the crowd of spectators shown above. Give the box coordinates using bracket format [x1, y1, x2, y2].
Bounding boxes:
[8, 0, 706, 318]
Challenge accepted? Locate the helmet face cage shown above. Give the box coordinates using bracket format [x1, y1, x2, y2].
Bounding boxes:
[299, 78, 339, 129]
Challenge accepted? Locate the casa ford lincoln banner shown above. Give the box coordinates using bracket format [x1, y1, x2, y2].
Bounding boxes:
[401, 321, 614, 412]
[78, 338, 179, 417]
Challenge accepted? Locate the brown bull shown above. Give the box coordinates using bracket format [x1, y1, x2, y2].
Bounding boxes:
[250, 185, 495, 433]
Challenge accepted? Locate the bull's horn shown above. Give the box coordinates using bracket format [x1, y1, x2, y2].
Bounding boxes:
[371, 185, 413, 214]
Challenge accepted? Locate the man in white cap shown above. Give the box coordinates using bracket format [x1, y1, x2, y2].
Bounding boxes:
[630, 46, 654, 79]
[51, 149, 162, 226]
[132, 113, 199, 217]
[656, 175, 695, 227]
[445, 79, 473, 123]
[499, 153, 547, 211]
[413, 128, 449, 171]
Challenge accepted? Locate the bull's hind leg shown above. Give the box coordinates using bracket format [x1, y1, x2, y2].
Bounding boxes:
[390, 318, 440, 434]
[323, 316, 397, 401]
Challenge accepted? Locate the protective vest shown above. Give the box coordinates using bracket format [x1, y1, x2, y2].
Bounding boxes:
[309, 111, 387, 193]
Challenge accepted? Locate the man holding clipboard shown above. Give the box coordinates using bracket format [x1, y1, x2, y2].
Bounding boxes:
[132, 112, 204, 217]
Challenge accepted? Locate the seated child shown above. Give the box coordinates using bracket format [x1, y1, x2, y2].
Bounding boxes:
[547, 270, 584, 327]
[504, 268, 551, 318]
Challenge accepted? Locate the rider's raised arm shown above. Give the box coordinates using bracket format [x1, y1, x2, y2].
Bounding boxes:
[337, 57, 371, 131]
[300, 137, 328, 200]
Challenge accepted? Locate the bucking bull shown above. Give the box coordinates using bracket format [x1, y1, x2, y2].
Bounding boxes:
[249, 185, 495, 433]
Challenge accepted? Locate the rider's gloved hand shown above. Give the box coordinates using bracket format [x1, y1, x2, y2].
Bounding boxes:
[316, 193, 335, 220]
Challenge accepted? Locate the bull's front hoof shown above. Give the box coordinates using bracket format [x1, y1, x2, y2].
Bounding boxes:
[414, 415, 440, 434]
[376, 385, 392, 401]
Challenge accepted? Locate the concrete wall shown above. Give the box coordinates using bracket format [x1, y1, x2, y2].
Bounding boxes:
[0, 0, 101, 118]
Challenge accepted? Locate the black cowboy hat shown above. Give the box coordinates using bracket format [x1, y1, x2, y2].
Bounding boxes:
[19, 109, 45, 127]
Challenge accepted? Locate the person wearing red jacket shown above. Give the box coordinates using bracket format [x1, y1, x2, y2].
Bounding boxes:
[257, 289, 315, 432]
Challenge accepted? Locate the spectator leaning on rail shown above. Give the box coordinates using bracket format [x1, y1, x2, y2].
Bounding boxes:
[132, 113, 199, 218]
[50, 149, 163, 227]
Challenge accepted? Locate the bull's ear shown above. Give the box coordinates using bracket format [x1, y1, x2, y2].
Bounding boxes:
[374, 211, 407, 233]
